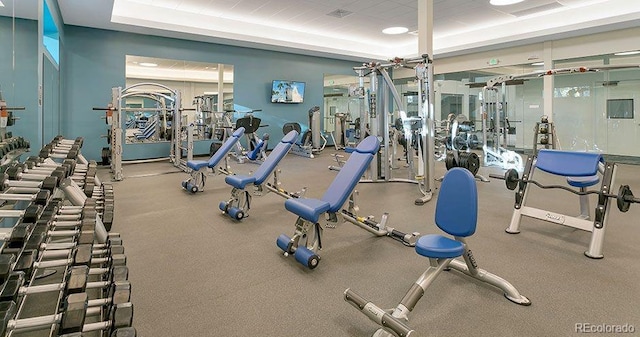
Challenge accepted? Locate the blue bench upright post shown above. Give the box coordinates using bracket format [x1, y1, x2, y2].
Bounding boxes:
[219, 130, 299, 220]
[506, 149, 616, 258]
[180, 127, 245, 193]
[344, 168, 531, 337]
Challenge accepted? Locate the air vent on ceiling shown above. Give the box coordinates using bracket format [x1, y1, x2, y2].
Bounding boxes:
[510, 2, 563, 17]
[327, 9, 353, 19]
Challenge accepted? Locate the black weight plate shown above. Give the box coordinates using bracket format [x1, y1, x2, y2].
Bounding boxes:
[445, 152, 456, 170]
[617, 185, 632, 212]
[466, 152, 480, 176]
[505, 169, 519, 190]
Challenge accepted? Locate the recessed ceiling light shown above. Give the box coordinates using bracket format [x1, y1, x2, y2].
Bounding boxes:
[382, 27, 409, 35]
[139, 62, 158, 67]
[614, 50, 640, 56]
[489, 0, 525, 6]
[531, 62, 544, 66]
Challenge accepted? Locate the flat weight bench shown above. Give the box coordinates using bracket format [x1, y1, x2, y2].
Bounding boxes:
[507, 149, 615, 258]
[219, 130, 299, 220]
[276, 136, 417, 269]
[180, 127, 245, 193]
[344, 168, 530, 337]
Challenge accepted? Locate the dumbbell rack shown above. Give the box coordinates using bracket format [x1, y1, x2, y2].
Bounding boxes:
[0, 135, 135, 337]
[532, 119, 557, 156]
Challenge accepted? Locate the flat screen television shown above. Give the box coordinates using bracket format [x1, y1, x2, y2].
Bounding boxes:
[271, 80, 305, 103]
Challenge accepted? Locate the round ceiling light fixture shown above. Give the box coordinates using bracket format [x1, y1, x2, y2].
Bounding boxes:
[382, 26, 409, 35]
[489, 0, 525, 5]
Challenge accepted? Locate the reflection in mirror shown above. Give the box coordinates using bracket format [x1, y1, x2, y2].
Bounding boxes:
[42, 0, 61, 143]
[42, 0, 59, 64]
[323, 74, 368, 149]
[554, 54, 640, 158]
[432, 65, 544, 153]
[125, 55, 234, 145]
[0, 0, 38, 155]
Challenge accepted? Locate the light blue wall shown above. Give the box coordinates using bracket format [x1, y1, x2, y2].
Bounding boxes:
[63, 26, 357, 161]
[0, 16, 39, 150]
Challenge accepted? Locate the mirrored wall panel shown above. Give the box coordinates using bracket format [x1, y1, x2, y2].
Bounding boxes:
[323, 74, 369, 147]
[554, 54, 640, 157]
[0, 0, 38, 150]
[124, 55, 234, 144]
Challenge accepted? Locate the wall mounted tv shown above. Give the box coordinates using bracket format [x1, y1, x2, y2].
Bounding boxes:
[271, 80, 305, 103]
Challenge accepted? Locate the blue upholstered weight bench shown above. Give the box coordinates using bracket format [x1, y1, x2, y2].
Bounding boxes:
[506, 149, 617, 258]
[219, 130, 299, 220]
[344, 168, 530, 337]
[180, 127, 245, 193]
[276, 135, 419, 270]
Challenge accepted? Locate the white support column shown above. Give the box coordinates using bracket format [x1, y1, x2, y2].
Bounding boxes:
[419, 0, 435, 197]
[418, 0, 433, 56]
[217, 64, 225, 112]
[543, 41, 554, 122]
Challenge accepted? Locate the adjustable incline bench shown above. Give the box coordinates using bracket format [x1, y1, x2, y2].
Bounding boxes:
[344, 168, 530, 337]
[219, 130, 301, 220]
[235, 114, 268, 162]
[180, 127, 245, 193]
[276, 136, 418, 270]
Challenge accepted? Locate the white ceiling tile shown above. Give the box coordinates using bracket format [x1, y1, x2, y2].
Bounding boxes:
[73, 0, 640, 61]
[342, 0, 388, 12]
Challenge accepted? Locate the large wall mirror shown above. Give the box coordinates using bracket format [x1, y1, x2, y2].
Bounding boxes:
[323, 74, 369, 147]
[124, 55, 234, 148]
[42, 0, 61, 144]
[0, 0, 38, 150]
[554, 54, 640, 158]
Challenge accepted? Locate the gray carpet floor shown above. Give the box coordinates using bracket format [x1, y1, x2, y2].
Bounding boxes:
[103, 149, 640, 337]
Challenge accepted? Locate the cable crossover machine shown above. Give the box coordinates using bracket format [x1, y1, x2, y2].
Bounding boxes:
[352, 54, 437, 205]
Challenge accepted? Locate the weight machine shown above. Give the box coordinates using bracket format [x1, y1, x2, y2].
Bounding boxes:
[285, 106, 327, 159]
[207, 109, 245, 164]
[94, 83, 186, 180]
[352, 54, 436, 205]
[481, 81, 524, 172]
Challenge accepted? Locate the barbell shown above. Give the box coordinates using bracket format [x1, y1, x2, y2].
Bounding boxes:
[490, 169, 640, 212]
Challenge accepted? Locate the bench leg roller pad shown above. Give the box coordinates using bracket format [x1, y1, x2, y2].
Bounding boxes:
[294, 246, 319, 269]
[228, 207, 244, 220]
[276, 234, 292, 253]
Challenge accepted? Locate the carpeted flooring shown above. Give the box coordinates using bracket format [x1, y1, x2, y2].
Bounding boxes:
[104, 149, 640, 337]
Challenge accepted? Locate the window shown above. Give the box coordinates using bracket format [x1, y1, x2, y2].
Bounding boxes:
[607, 99, 634, 119]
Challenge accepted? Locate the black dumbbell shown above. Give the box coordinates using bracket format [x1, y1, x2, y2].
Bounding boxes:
[24, 157, 78, 178]
[0, 265, 130, 305]
[0, 171, 59, 193]
[0, 203, 43, 224]
[0, 293, 133, 336]
[0, 189, 51, 207]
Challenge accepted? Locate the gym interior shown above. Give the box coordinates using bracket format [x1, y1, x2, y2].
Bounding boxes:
[1, 0, 640, 336]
